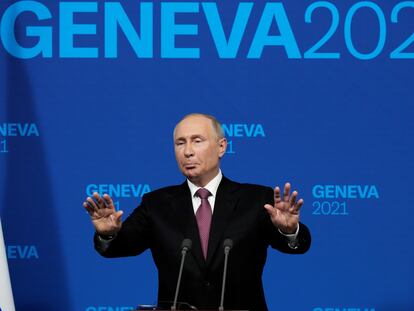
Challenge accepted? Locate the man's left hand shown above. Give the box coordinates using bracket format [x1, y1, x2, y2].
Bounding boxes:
[264, 182, 303, 234]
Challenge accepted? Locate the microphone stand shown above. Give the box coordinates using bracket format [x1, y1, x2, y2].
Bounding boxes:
[171, 239, 192, 311]
[219, 239, 233, 311]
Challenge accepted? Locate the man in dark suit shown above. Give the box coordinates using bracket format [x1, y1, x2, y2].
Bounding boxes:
[84, 113, 311, 311]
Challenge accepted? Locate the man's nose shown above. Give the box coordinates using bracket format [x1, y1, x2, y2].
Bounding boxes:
[184, 143, 194, 157]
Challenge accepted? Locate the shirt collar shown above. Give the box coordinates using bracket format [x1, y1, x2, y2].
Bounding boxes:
[187, 170, 223, 198]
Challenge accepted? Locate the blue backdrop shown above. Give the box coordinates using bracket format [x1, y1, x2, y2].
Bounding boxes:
[1, 0, 413, 310]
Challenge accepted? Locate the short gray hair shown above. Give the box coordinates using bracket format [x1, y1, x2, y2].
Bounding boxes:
[175, 113, 225, 139]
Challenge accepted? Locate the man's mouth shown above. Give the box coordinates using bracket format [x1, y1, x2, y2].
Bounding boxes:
[184, 163, 197, 169]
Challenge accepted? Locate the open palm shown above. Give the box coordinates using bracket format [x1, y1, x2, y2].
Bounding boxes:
[83, 193, 123, 236]
[264, 183, 303, 234]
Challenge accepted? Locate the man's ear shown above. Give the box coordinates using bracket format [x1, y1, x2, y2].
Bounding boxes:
[218, 138, 227, 158]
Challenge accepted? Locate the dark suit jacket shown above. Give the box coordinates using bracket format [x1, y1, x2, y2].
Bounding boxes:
[95, 176, 311, 311]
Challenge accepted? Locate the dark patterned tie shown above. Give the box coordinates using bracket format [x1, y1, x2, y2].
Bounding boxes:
[195, 188, 212, 259]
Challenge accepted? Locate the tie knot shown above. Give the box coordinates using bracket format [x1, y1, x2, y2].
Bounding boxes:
[196, 188, 212, 200]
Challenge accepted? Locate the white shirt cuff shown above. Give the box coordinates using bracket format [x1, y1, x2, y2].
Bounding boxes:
[278, 225, 299, 249]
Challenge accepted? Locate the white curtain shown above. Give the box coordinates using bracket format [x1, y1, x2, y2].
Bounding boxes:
[0, 218, 15, 311]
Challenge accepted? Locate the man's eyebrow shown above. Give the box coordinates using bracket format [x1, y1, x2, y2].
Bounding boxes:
[175, 134, 206, 141]
[190, 134, 205, 139]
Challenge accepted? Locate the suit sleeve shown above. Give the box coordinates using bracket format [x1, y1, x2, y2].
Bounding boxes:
[261, 186, 311, 254]
[94, 193, 153, 258]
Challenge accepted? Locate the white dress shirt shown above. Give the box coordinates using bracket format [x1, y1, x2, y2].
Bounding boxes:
[187, 170, 223, 214]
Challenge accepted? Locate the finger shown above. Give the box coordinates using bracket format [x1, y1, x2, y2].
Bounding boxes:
[93, 192, 107, 209]
[294, 199, 304, 212]
[103, 194, 115, 210]
[274, 187, 282, 204]
[83, 202, 95, 215]
[283, 183, 291, 202]
[86, 197, 99, 211]
[289, 190, 298, 207]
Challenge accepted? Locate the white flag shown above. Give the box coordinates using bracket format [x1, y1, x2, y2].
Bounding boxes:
[0, 218, 15, 311]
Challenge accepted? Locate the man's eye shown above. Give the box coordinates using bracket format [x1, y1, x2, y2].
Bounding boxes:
[176, 142, 184, 146]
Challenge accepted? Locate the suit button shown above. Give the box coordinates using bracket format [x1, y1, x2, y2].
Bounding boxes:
[204, 281, 210, 287]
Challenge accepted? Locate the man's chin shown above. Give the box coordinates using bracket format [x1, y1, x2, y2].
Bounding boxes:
[185, 172, 206, 185]
[185, 172, 200, 181]
[182, 168, 200, 179]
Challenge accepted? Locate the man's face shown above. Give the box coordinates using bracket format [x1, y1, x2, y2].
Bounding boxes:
[174, 115, 227, 187]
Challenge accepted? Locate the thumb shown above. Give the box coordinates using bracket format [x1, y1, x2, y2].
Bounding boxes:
[263, 204, 274, 216]
[114, 210, 123, 224]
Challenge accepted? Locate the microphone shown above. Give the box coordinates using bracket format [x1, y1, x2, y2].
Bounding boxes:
[219, 239, 233, 311]
[171, 239, 192, 311]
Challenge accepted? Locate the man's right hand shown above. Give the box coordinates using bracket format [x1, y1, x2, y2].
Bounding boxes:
[83, 192, 123, 236]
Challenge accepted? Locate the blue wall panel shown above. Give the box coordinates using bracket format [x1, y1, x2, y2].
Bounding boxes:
[1, 1, 413, 310]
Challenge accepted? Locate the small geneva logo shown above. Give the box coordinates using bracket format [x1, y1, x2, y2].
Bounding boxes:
[0, 123, 40, 153]
[221, 123, 266, 154]
[311, 184, 379, 216]
[7, 245, 39, 259]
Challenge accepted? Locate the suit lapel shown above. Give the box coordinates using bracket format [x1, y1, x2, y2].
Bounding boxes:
[206, 177, 240, 266]
[172, 182, 206, 269]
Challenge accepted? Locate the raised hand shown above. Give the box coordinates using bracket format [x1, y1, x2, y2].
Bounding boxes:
[264, 183, 303, 234]
[83, 192, 123, 236]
